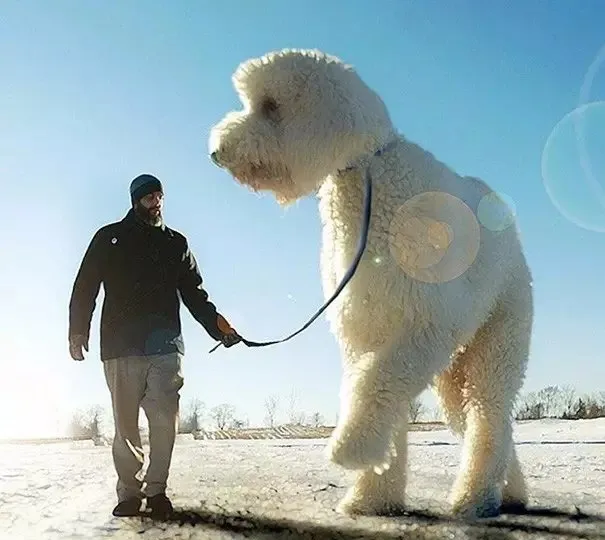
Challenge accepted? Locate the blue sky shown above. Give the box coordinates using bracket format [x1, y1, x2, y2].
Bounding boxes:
[1, 0, 604, 437]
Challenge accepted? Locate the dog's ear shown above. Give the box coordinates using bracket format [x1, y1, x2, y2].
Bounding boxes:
[310, 71, 394, 167]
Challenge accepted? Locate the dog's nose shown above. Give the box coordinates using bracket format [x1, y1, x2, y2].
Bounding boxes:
[210, 150, 222, 167]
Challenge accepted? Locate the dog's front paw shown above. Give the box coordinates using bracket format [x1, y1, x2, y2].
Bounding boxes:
[327, 427, 394, 472]
[337, 490, 407, 517]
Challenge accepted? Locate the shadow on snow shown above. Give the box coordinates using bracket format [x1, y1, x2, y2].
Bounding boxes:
[130, 504, 605, 540]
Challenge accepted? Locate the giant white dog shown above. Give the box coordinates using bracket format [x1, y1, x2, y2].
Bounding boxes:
[209, 48, 533, 520]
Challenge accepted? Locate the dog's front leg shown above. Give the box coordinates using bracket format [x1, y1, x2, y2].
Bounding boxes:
[327, 333, 449, 473]
[327, 353, 399, 473]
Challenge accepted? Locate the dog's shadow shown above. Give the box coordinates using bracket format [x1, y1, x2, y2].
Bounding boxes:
[135, 504, 605, 540]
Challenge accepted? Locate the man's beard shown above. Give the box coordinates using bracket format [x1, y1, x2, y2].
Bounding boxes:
[134, 203, 163, 226]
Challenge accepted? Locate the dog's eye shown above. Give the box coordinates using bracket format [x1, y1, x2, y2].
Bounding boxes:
[261, 97, 279, 116]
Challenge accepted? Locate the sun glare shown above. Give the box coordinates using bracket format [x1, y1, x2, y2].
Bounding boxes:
[0, 365, 70, 440]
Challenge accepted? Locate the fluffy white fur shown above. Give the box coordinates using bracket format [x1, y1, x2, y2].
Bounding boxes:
[209, 48, 533, 520]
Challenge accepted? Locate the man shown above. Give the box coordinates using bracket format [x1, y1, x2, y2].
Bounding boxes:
[68, 173, 241, 518]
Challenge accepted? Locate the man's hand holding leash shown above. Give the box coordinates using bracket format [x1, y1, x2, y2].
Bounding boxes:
[216, 314, 243, 348]
[221, 332, 242, 348]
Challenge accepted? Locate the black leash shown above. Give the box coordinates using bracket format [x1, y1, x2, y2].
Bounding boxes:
[209, 158, 376, 354]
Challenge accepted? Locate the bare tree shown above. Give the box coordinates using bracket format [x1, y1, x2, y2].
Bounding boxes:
[408, 397, 426, 423]
[515, 386, 605, 421]
[286, 389, 306, 425]
[515, 391, 545, 420]
[515, 386, 598, 420]
[535, 386, 560, 418]
[264, 395, 279, 428]
[557, 386, 576, 418]
[68, 405, 108, 441]
[568, 393, 605, 419]
[179, 398, 205, 433]
[210, 403, 235, 430]
[230, 418, 247, 429]
[309, 412, 324, 427]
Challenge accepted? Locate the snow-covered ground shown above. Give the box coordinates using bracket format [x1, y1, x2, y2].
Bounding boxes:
[1, 418, 604, 539]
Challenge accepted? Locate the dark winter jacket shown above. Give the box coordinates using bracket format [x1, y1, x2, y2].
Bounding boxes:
[68, 209, 226, 360]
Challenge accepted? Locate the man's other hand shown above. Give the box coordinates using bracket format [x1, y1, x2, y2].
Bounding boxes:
[69, 334, 89, 361]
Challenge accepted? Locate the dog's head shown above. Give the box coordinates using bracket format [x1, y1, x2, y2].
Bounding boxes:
[209, 48, 394, 206]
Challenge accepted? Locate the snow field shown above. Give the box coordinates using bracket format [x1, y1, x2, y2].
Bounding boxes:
[1, 418, 603, 539]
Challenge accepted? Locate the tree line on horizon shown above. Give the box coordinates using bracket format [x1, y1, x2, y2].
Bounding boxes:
[66, 384, 605, 442]
[513, 385, 605, 421]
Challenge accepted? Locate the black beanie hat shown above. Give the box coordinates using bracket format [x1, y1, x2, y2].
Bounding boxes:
[130, 174, 163, 204]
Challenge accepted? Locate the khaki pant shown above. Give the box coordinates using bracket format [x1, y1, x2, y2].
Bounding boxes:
[103, 352, 184, 502]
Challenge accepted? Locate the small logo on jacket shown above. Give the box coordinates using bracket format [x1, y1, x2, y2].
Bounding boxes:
[111, 237, 118, 244]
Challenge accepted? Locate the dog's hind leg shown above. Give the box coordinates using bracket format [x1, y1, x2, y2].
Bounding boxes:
[434, 343, 529, 514]
[448, 287, 532, 520]
[432, 351, 468, 438]
[501, 445, 529, 511]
